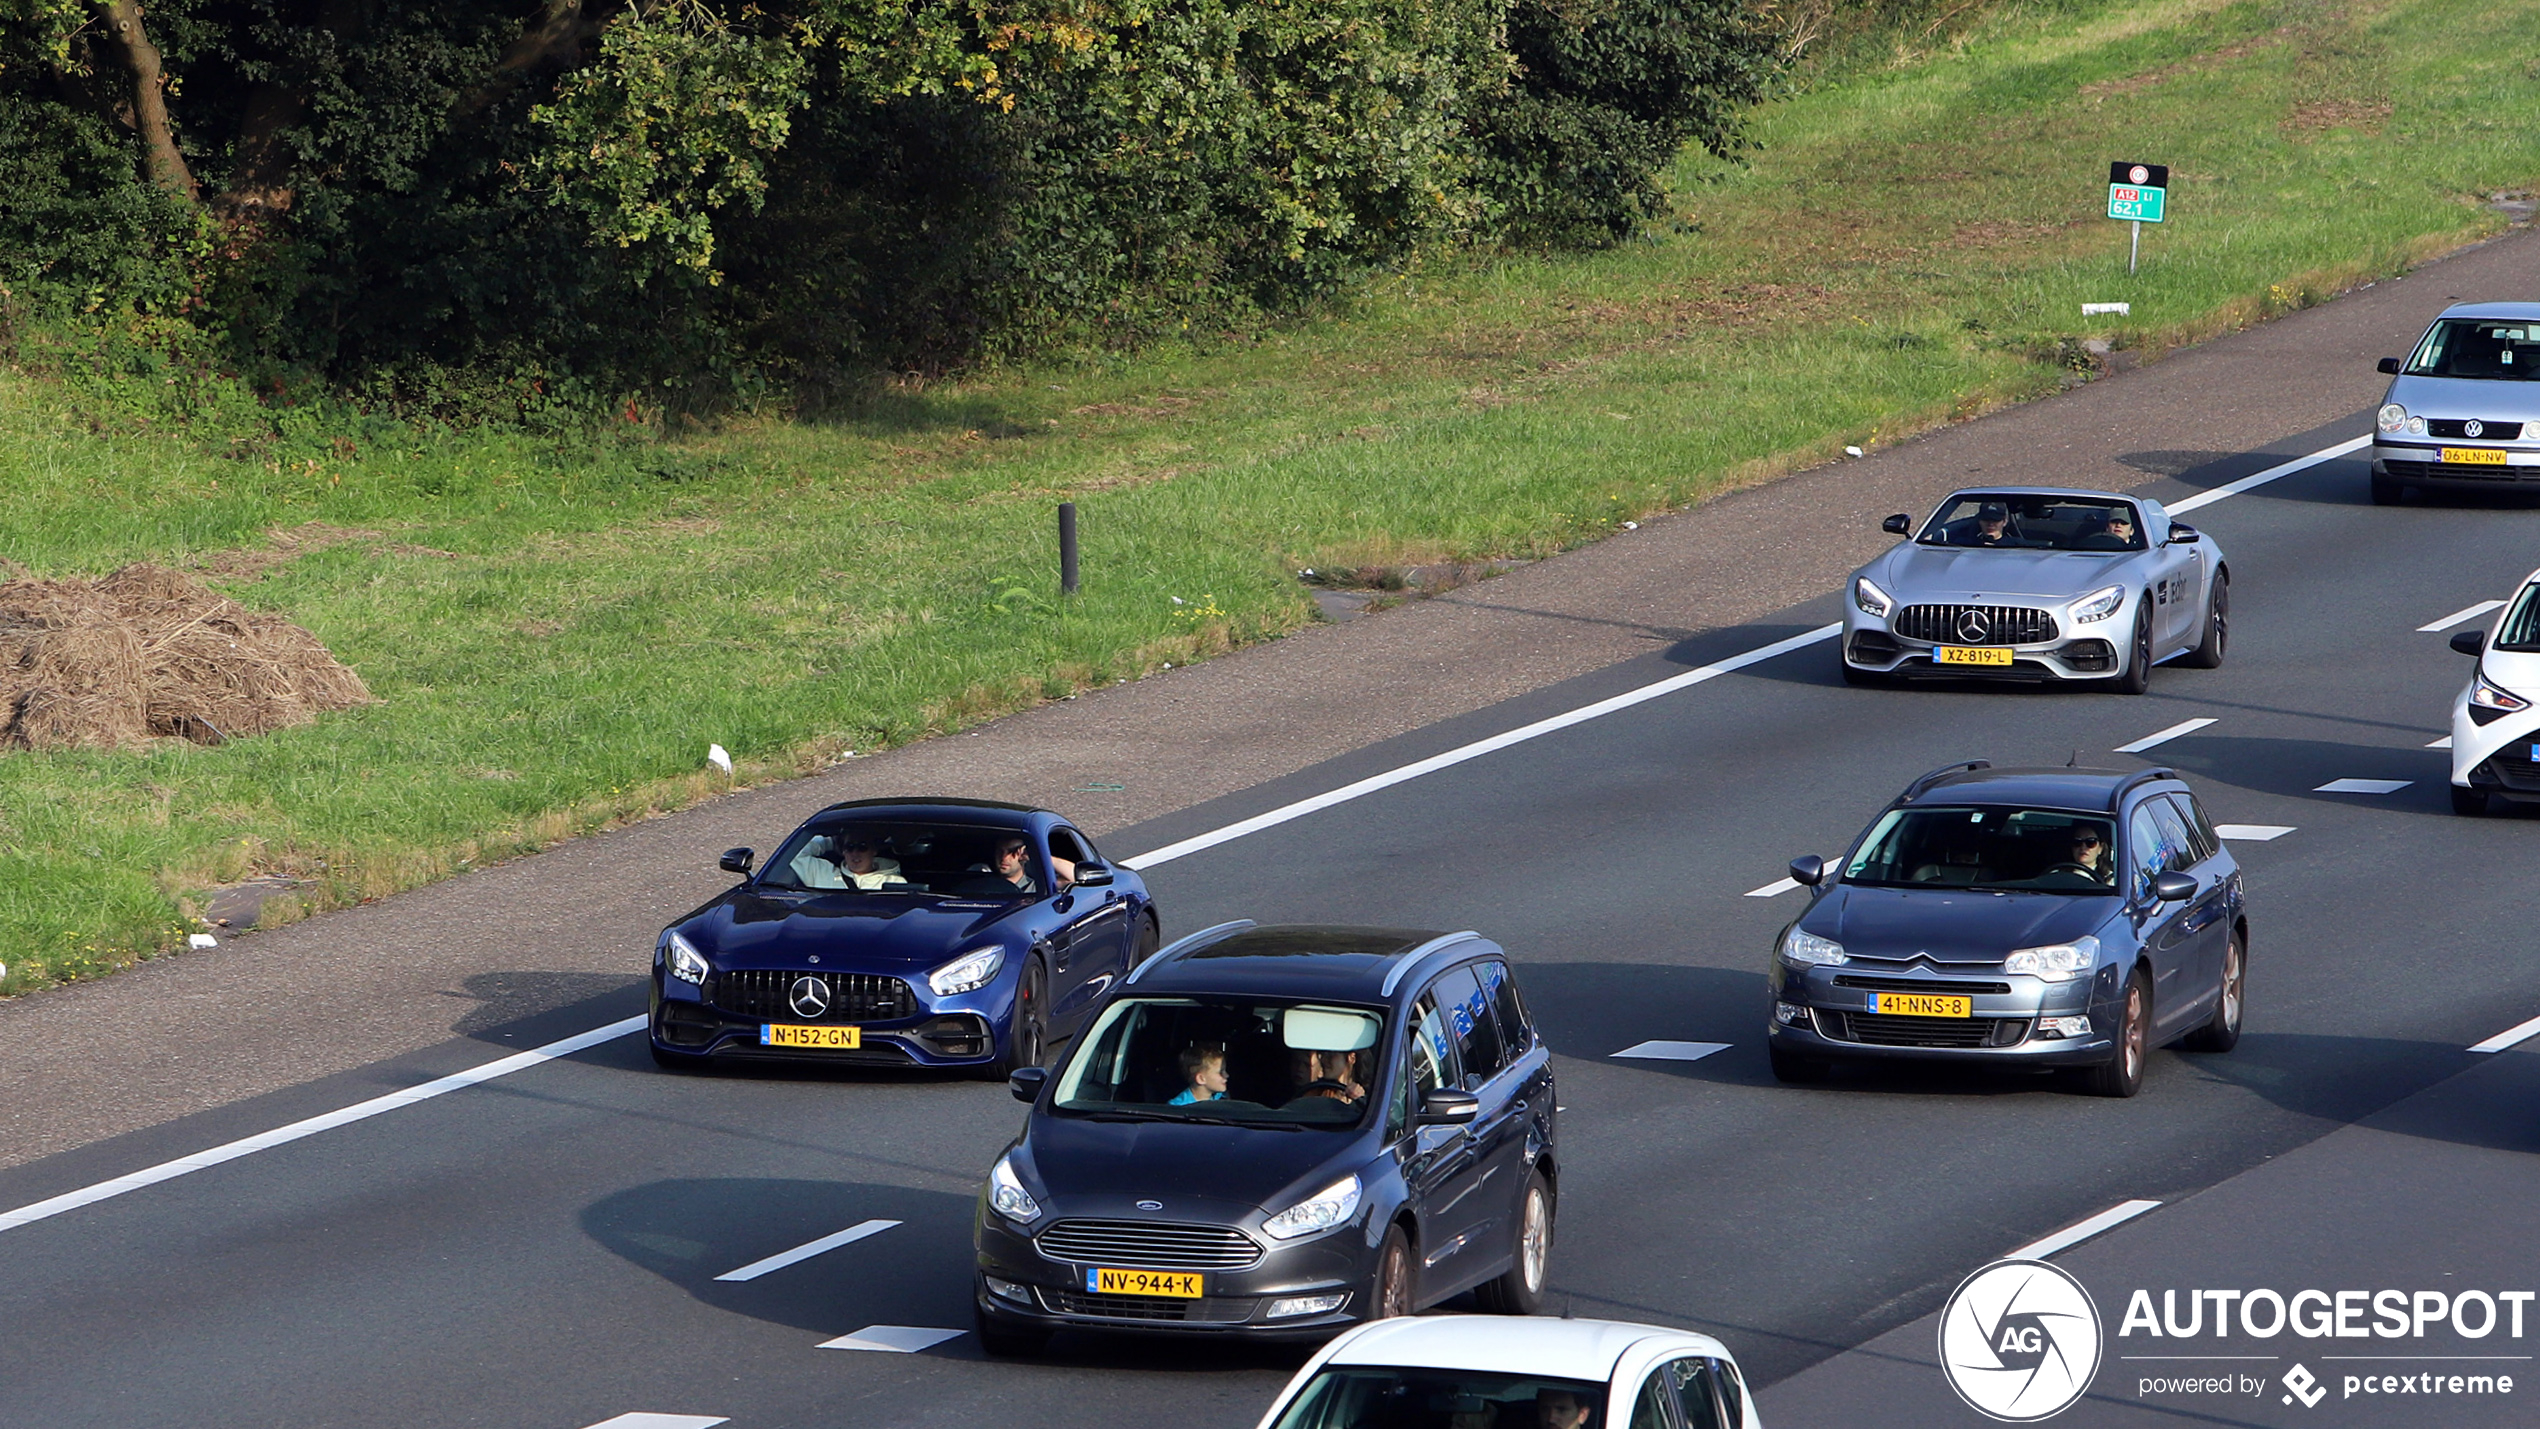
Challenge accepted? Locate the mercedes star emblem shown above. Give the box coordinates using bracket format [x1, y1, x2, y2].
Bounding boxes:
[788, 975, 831, 1019]
[2466, 419, 2485, 438]
[1955, 608, 1991, 643]
[1136, 1200, 1164, 1211]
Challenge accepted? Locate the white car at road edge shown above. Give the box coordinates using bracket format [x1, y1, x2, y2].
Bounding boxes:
[1253, 1315, 1763, 1429]
[2449, 566, 2540, 815]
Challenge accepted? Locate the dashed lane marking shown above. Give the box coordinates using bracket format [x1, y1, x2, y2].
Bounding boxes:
[2007, 1199, 2162, 1260]
[2430, 735, 2454, 749]
[1745, 876, 1802, 898]
[819, 1326, 966, 1353]
[0, 1015, 646, 1237]
[716, 1219, 900, 1282]
[2468, 1013, 2540, 1054]
[2419, 600, 2506, 633]
[2315, 778, 2412, 795]
[1612, 1041, 1730, 1062]
[581, 1417, 729, 1429]
[2116, 718, 2217, 753]
[2214, 825, 2295, 841]
[2165, 434, 2372, 514]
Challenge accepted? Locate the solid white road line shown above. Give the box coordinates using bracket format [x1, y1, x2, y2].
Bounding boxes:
[2315, 778, 2411, 795]
[2007, 1199, 2163, 1261]
[0, 1014, 646, 1237]
[2214, 824, 2296, 841]
[1611, 1040, 1730, 1062]
[818, 1325, 966, 1353]
[1745, 876, 1802, 898]
[2468, 1013, 2540, 1054]
[581, 1416, 729, 1429]
[2429, 735, 2454, 749]
[2419, 600, 2506, 633]
[715, 1218, 900, 1282]
[2116, 718, 2217, 753]
[1121, 623, 1844, 869]
[2164, 435, 2372, 514]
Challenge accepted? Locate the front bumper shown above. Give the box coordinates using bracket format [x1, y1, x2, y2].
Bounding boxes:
[1767, 962, 2121, 1068]
[1841, 619, 2127, 682]
[2453, 688, 2540, 802]
[2375, 440, 2540, 489]
[650, 974, 1000, 1066]
[974, 1210, 1374, 1340]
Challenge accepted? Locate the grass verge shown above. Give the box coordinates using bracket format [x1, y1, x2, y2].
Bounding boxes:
[1, 0, 2533, 990]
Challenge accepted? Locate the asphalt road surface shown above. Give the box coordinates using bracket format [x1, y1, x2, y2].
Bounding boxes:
[8, 268, 2540, 1429]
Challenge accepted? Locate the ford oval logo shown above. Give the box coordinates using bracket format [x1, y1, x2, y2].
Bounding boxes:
[1135, 1200, 1163, 1211]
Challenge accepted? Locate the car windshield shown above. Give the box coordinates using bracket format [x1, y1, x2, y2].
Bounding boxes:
[1843, 806, 2119, 892]
[2405, 318, 2540, 380]
[2493, 583, 2540, 653]
[1051, 996, 1387, 1128]
[755, 819, 1043, 900]
[1916, 494, 2145, 551]
[1266, 1367, 1609, 1429]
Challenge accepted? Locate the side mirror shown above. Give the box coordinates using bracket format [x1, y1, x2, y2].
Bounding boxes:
[2151, 871, 2197, 903]
[1072, 862, 1115, 888]
[719, 847, 754, 875]
[1417, 1089, 1480, 1127]
[2452, 629, 2487, 656]
[2377, 357, 2403, 375]
[1788, 854, 1826, 887]
[1008, 1066, 1050, 1103]
[1881, 514, 1912, 535]
[2166, 523, 2201, 544]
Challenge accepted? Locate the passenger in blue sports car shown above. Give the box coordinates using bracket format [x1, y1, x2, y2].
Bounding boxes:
[1167, 1044, 1227, 1105]
[836, 836, 906, 890]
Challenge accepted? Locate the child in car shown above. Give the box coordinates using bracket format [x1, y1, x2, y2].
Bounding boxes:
[1169, 1044, 1228, 1106]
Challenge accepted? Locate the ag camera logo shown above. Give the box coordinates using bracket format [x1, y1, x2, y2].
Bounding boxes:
[1940, 1259, 2104, 1421]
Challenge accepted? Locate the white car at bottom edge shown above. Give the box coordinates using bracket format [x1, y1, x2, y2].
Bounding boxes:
[2448, 565, 2540, 814]
[1253, 1315, 1762, 1429]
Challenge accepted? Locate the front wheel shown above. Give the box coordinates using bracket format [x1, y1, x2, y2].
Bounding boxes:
[2109, 600, 2154, 695]
[2181, 934, 2244, 1053]
[988, 957, 1048, 1079]
[1370, 1225, 1416, 1320]
[2452, 785, 2490, 817]
[2179, 572, 2228, 669]
[1475, 1171, 1553, 1315]
[2079, 969, 2150, 1098]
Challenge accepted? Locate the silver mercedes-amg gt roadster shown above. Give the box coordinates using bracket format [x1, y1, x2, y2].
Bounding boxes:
[1840, 487, 2227, 694]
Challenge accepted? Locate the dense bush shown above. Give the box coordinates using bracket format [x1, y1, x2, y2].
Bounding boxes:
[0, 0, 1779, 407]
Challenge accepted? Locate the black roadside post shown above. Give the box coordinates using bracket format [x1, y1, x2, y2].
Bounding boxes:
[1058, 502, 1080, 596]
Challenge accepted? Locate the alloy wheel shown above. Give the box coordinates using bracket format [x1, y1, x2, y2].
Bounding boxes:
[2221, 942, 2243, 1031]
[1518, 1187, 1548, 1293]
[2123, 982, 2146, 1081]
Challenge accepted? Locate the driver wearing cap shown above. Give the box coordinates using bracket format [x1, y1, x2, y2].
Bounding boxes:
[1960, 501, 2014, 546]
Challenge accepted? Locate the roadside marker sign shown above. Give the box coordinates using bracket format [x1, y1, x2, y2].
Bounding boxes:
[2107, 161, 2168, 273]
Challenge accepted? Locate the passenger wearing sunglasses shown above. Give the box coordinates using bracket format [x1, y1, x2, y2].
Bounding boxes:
[836, 835, 906, 890]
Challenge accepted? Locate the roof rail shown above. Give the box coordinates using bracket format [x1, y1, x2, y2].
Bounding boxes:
[1901, 759, 1992, 802]
[2108, 767, 2177, 811]
[1123, 919, 1257, 986]
[1379, 931, 1485, 998]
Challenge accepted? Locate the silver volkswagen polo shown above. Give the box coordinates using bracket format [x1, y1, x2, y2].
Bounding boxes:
[2371, 301, 2540, 504]
[1841, 487, 2228, 693]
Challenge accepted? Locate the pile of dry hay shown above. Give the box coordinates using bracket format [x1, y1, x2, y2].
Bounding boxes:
[0, 563, 374, 751]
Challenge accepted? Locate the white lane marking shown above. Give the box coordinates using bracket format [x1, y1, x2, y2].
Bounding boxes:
[2007, 1199, 2163, 1261]
[1745, 876, 1802, 898]
[2419, 599, 2506, 633]
[1611, 1040, 1731, 1062]
[0, 1015, 647, 1236]
[2165, 434, 2372, 514]
[2429, 735, 2454, 749]
[716, 1218, 900, 1282]
[581, 1416, 729, 1429]
[1122, 624, 1843, 869]
[2214, 824, 2296, 841]
[2116, 717, 2216, 753]
[2468, 1013, 2540, 1054]
[819, 1325, 966, 1353]
[2315, 778, 2411, 795]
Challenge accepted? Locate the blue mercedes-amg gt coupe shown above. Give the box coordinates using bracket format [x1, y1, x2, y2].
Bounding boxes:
[648, 797, 1158, 1074]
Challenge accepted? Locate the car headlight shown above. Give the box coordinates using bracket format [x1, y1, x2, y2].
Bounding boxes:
[664, 931, 710, 984]
[2071, 585, 2126, 623]
[2004, 935, 2098, 982]
[2471, 673, 2531, 712]
[1781, 926, 1847, 967]
[988, 1154, 1042, 1224]
[930, 946, 1006, 996]
[1853, 576, 1893, 618]
[2406, 415, 2426, 435]
[1263, 1174, 1362, 1241]
[2378, 402, 2407, 434]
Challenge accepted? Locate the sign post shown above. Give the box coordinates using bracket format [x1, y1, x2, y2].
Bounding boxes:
[2106, 162, 2168, 275]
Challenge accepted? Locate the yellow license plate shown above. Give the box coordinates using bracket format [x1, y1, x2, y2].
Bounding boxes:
[1867, 992, 1972, 1018]
[760, 1023, 860, 1048]
[1935, 645, 2013, 667]
[1090, 1268, 1204, 1297]
[2442, 447, 2510, 465]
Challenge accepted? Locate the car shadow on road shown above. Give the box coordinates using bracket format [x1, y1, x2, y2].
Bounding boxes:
[2155, 733, 2457, 814]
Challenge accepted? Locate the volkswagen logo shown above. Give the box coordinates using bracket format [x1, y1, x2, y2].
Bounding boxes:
[1135, 1200, 1164, 1211]
[788, 975, 831, 1019]
[2466, 419, 2486, 438]
[1955, 607, 1992, 643]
